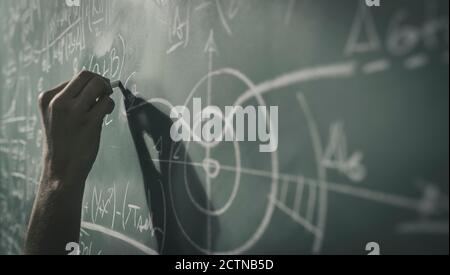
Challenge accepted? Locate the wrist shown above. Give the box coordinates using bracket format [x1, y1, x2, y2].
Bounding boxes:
[40, 163, 86, 197]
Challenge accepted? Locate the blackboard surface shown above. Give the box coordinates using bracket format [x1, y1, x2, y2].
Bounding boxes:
[0, 0, 448, 255]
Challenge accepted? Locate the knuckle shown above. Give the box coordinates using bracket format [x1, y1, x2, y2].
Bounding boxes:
[38, 90, 54, 110]
[84, 76, 108, 94]
[95, 76, 109, 90]
[37, 91, 48, 108]
[76, 70, 98, 84]
[49, 95, 65, 111]
[91, 75, 105, 87]
[78, 70, 92, 79]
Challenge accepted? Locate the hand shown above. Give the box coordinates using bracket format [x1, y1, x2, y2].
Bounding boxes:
[39, 71, 115, 190]
[25, 71, 114, 254]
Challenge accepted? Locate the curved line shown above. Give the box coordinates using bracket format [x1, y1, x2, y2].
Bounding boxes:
[181, 68, 257, 146]
[81, 222, 158, 255]
[158, 178, 167, 254]
[124, 71, 136, 90]
[232, 62, 355, 109]
[184, 68, 256, 106]
[215, 0, 232, 36]
[117, 34, 126, 81]
[297, 94, 327, 254]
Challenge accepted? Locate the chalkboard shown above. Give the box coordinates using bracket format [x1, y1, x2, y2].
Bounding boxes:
[0, 0, 448, 255]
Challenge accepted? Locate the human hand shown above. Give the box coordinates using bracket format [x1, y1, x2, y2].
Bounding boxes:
[38, 71, 115, 191]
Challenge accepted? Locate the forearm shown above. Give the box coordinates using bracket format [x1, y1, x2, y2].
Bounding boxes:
[25, 176, 85, 255]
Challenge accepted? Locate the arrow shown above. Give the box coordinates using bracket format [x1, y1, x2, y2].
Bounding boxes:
[204, 29, 218, 107]
[204, 30, 218, 104]
[204, 29, 218, 54]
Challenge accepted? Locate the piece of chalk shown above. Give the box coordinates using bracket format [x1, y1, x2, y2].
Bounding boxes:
[110, 80, 133, 99]
[110, 80, 121, 89]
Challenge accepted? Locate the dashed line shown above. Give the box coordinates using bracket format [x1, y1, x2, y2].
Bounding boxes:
[404, 54, 429, 70]
[362, 59, 391, 74]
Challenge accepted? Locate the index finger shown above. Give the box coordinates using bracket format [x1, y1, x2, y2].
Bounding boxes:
[60, 70, 100, 99]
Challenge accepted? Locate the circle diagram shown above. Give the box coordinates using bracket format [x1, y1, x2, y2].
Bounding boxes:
[168, 68, 279, 254]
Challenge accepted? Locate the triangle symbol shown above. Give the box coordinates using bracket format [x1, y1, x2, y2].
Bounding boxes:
[322, 122, 347, 167]
[344, 2, 381, 55]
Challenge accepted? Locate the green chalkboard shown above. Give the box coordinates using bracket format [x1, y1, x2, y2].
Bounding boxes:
[0, 0, 448, 255]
